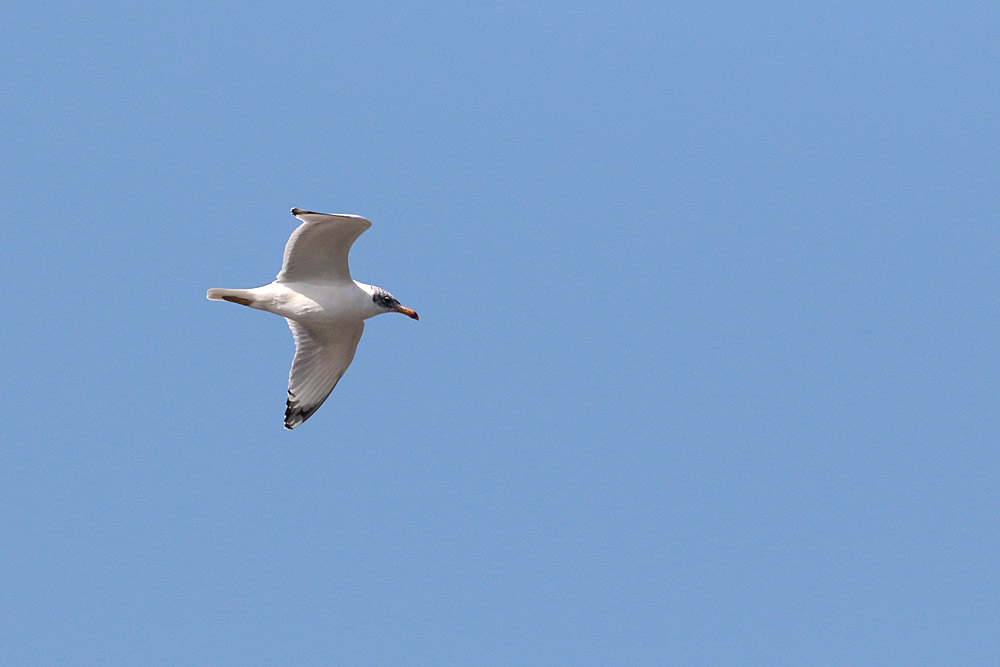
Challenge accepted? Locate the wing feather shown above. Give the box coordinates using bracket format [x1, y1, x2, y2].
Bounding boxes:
[284, 319, 365, 429]
[276, 208, 372, 284]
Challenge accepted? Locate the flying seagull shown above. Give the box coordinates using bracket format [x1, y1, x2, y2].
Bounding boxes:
[208, 208, 418, 429]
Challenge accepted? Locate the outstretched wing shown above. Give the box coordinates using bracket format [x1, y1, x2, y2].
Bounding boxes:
[284, 318, 365, 430]
[276, 208, 372, 285]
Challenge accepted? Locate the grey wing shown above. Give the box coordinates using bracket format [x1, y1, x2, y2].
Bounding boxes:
[276, 208, 372, 285]
[284, 319, 365, 430]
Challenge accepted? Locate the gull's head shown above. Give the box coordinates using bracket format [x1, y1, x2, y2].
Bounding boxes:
[372, 287, 419, 320]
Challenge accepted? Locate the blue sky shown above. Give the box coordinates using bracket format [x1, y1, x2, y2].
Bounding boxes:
[2, 1, 998, 664]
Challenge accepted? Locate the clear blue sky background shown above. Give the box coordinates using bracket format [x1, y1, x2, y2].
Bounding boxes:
[2, 2, 998, 664]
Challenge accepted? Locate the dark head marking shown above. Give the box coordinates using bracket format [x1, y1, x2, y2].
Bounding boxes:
[372, 287, 399, 309]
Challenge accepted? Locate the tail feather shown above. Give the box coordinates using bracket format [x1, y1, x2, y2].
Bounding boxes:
[207, 288, 254, 306]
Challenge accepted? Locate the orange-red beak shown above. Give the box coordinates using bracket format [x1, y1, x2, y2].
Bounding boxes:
[396, 306, 419, 320]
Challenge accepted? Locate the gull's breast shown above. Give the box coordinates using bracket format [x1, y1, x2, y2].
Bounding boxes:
[272, 281, 371, 323]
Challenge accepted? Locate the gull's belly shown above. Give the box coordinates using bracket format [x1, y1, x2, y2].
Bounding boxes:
[253, 282, 371, 323]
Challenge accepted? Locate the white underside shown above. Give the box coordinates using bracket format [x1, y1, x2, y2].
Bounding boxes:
[242, 280, 381, 324]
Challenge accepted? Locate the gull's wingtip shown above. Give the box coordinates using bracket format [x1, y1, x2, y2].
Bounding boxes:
[291, 207, 314, 216]
[284, 390, 318, 430]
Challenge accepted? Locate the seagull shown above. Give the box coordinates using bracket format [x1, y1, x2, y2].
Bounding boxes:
[208, 208, 418, 430]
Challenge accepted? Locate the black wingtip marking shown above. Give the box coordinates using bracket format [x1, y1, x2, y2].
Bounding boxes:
[284, 390, 321, 430]
[291, 207, 319, 216]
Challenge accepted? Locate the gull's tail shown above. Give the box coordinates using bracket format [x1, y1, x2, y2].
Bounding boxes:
[207, 288, 255, 306]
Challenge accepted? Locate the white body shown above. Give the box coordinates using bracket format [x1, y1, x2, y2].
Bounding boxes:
[235, 280, 386, 324]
